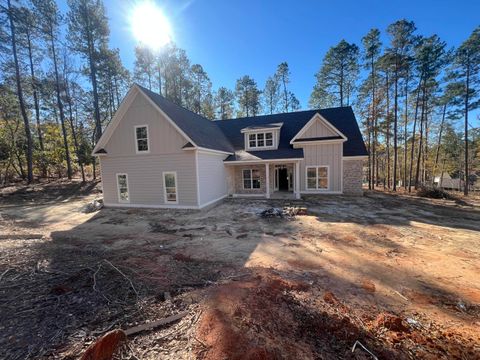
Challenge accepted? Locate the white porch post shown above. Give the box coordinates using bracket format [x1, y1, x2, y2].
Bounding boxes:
[295, 161, 300, 199]
[265, 163, 270, 198]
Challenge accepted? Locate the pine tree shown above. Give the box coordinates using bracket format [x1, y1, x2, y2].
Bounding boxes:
[276, 62, 291, 112]
[33, 0, 72, 179]
[310, 40, 359, 108]
[362, 28, 382, 189]
[5, 0, 33, 183]
[263, 76, 280, 114]
[134, 45, 155, 90]
[235, 75, 261, 117]
[189, 64, 212, 116]
[386, 19, 416, 191]
[215, 87, 234, 119]
[67, 0, 110, 144]
[453, 26, 480, 195]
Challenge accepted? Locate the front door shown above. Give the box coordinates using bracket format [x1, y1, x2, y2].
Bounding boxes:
[278, 168, 289, 191]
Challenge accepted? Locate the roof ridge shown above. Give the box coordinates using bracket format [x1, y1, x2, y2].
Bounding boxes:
[135, 83, 235, 153]
[135, 83, 214, 122]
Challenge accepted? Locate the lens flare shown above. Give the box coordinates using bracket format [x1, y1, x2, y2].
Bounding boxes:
[130, 1, 172, 50]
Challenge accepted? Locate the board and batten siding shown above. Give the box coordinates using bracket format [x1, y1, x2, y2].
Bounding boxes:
[196, 152, 229, 206]
[298, 117, 338, 138]
[299, 143, 343, 193]
[295, 115, 343, 193]
[100, 91, 198, 207]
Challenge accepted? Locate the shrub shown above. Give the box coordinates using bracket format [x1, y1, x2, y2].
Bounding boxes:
[416, 186, 455, 200]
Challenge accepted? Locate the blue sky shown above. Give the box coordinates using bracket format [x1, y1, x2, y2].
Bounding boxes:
[60, 0, 480, 111]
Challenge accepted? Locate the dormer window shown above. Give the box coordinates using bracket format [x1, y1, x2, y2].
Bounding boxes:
[241, 123, 282, 151]
[248, 132, 274, 149]
[135, 125, 149, 153]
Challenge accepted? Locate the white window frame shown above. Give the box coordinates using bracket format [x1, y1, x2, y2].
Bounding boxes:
[305, 165, 329, 191]
[134, 125, 150, 154]
[163, 171, 178, 204]
[242, 168, 261, 189]
[245, 131, 275, 150]
[116, 173, 130, 203]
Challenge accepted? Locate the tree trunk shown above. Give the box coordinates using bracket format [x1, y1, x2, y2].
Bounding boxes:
[84, 14, 102, 144]
[432, 102, 447, 185]
[65, 77, 85, 182]
[339, 66, 344, 107]
[367, 112, 372, 190]
[464, 61, 470, 196]
[408, 75, 423, 193]
[415, 87, 427, 189]
[423, 106, 430, 183]
[385, 72, 391, 189]
[50, 32, 72, 179]
[370, 53, 376, 190]
[403, 72, 409, 189]
[7, 0, 33, 183]
[393, 59, 398, 191]
[25, 28, 44, 152]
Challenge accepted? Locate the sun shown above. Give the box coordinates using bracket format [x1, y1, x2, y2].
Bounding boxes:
[130, 1, 172, 51]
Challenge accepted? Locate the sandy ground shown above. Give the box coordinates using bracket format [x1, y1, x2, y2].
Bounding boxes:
[1, 181, 479, 359]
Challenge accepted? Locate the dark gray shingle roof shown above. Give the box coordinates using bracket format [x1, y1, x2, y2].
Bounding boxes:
[215, 107, 368, 158]
[137, 85, 367, 159]
[138, 85, 234, 153]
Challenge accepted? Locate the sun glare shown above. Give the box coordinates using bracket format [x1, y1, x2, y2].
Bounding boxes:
[130, 1, 172, 51]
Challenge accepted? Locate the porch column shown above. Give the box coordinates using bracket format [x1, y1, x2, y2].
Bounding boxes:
[295, 162, 300, 199]
[265, 163, 270, 198]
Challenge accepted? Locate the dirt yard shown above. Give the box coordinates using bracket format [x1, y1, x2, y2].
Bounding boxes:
[1, 181, 479, 359]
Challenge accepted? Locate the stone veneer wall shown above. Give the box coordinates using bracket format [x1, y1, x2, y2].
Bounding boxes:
[343, 159, 364, 195]
[233, 165, 266, 194]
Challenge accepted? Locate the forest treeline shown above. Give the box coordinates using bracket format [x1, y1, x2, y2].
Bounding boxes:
[0, 0, 479, 194]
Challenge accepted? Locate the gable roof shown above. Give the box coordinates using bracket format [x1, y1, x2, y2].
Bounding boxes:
[215, 107, 367, 158]
[137, 85, 234, 153]
[94, 84, 367, 159]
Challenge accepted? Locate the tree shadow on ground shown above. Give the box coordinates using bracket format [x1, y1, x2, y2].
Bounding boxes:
[1, 192, 479, 359]
[307, 191, 480, 232]
[0, 180, 100, 207]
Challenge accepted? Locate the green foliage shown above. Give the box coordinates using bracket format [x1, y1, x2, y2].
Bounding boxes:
[215, 87, 235, 120]
[263, 76, 280, 114]
[310, 40, 359, 108]
[235, 75, 262, 117]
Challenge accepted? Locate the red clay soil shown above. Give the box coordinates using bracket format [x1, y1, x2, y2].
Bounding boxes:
[195, 269, 480, 360]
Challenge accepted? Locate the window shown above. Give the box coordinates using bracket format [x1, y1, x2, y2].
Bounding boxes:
[135, 125, 149, 153]
[163, 172, 178, 203]
[243, 169, 261, 189]
[249, 134, 256, 148]
[306, 166, 329, 190]
[265, 132, 273, 146]
[247, 132, 274, 149]
[116, 174, 129, 202]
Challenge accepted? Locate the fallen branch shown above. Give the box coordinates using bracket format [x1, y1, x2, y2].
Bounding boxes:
[0, 268, 11, 282]
[124, 311, 189, 336]
[103, 259, 138, 298]
[351, 340, 378, 360]
[394, 290, 409, 301]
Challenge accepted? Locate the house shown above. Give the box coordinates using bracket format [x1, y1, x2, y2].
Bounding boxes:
[433, 173, 464, 191]
[92, 84, 368, 209]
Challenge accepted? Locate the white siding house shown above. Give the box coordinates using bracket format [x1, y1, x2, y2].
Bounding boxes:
[93, 84, 368, 209]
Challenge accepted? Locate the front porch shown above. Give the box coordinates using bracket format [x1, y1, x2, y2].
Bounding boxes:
[226, 161, 301, 199]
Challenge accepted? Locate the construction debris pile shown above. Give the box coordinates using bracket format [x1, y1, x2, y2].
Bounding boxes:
[82, 199, 104, 213]
[257, 206, 307, 218]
